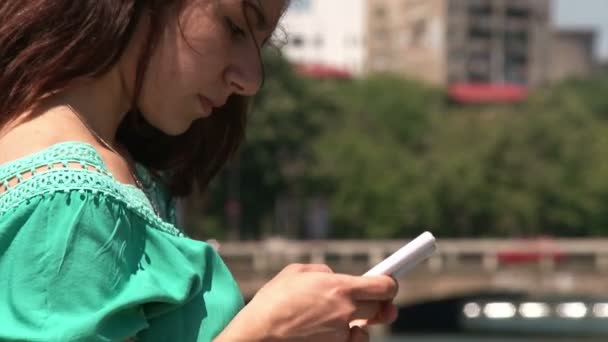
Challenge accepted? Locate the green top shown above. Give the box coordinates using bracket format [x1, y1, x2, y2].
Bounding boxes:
[0, 141, 244, 341]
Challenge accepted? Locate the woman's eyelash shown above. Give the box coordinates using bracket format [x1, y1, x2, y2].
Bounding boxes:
[225, 18, 246, 38]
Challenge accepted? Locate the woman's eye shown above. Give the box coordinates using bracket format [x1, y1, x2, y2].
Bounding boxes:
[225, 18, 246, 39]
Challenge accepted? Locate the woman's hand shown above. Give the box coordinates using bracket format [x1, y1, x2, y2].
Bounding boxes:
[215, 263, 398, 342]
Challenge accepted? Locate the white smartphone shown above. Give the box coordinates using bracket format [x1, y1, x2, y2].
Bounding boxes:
[363, 231, 437, 277]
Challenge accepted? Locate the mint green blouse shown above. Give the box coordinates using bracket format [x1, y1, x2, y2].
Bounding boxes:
[0, 141, 244, 341]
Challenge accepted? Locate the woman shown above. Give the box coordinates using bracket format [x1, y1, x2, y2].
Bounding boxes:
[0, 0, 398, 341]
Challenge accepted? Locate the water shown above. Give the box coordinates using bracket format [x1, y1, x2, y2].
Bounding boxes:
[382, 335, 606, 342]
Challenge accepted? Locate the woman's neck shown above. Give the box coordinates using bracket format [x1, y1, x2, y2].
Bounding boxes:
[53, 67, 132, 146]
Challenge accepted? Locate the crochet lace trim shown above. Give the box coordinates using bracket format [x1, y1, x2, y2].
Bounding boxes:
[0, 141, 184, 237]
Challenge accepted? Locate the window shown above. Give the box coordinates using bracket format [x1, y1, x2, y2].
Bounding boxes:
[506, 7, 530, 19]
[290, 35, 305, 47]
[411, 19, 427, 46]
[505, 65, 527, 84]
[468, 0, 492, 17]
[469, 26, 492, 40]
[374, 6, 387, 18]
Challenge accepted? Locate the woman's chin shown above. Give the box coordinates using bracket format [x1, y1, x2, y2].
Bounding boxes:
[160, 118, 202, 136]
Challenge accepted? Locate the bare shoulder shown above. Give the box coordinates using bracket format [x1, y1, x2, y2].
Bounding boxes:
[0, 112, 137, 187]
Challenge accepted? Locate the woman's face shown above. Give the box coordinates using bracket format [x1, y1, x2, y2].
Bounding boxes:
[136, 0, 285, 135]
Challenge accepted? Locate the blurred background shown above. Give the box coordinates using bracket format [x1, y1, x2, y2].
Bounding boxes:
[182, 0, 608, 340]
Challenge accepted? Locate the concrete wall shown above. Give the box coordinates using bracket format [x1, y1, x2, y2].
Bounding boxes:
[366, 0, 448, 84]
[549, 30, 597, 82]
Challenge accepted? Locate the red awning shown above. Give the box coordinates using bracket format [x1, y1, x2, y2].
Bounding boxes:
[449, 83, 529, 104]
[294, 63, 352, 80]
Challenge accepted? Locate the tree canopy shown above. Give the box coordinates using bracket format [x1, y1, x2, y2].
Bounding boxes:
[186, 54, 608, 240]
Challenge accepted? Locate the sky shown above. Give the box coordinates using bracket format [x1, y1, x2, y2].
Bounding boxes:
[554, 0, 608, 60]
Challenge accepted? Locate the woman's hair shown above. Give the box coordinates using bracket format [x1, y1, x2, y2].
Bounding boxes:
[0, 0, 261, 196]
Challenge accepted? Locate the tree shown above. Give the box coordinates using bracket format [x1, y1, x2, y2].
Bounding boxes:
[306, 75, 443, 238]
[190, 56, 608, 239]
[196, 51, 341, 239]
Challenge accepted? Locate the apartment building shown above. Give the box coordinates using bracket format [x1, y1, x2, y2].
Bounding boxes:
[366, 0, 571, 87]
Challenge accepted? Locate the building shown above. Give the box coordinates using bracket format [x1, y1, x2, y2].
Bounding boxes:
[366, 0, 448, 84]
[280, 0, 366, 76]
[451, 0, 553, 87]
[367, 0, 555, 88]
[549, 29, 597, 82]
[281, 0, 598, 87]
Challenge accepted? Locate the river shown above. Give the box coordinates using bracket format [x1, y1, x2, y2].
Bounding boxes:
[383, 335, 605, 342]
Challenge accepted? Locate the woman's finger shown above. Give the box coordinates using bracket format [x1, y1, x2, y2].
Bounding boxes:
[337, 275, 398, 301]
[350, 301, 382, 322]
[298, 263, 334, 273]
[281, 263, 334, 274]
[367, 301, 399, 325]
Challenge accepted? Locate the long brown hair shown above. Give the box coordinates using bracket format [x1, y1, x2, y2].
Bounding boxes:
[0, 0, 254, 196]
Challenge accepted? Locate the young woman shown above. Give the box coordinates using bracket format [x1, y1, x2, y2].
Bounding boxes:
[0, 1, 398, 341]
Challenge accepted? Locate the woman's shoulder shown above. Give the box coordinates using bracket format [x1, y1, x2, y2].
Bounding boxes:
[0, 140, 121, 193]
[0, 113, 140, 188]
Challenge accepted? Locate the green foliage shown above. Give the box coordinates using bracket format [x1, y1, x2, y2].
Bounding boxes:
[201, 51, 340, 239]
[306, 75, 442, 238]
[195, 52, 608, 239]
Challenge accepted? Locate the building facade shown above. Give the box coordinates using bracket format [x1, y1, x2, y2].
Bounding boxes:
[549, 29, 597, 82]
[447, 0, 552, 87]
[281, 0, 597, 86]
[366, 0, 448, 84]
[366, 0, 563, 87]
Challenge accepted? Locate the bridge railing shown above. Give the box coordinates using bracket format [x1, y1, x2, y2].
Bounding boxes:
[217, 238, 608, 279]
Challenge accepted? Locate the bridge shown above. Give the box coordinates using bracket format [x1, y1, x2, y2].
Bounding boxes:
[217, 238, 608, 305]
